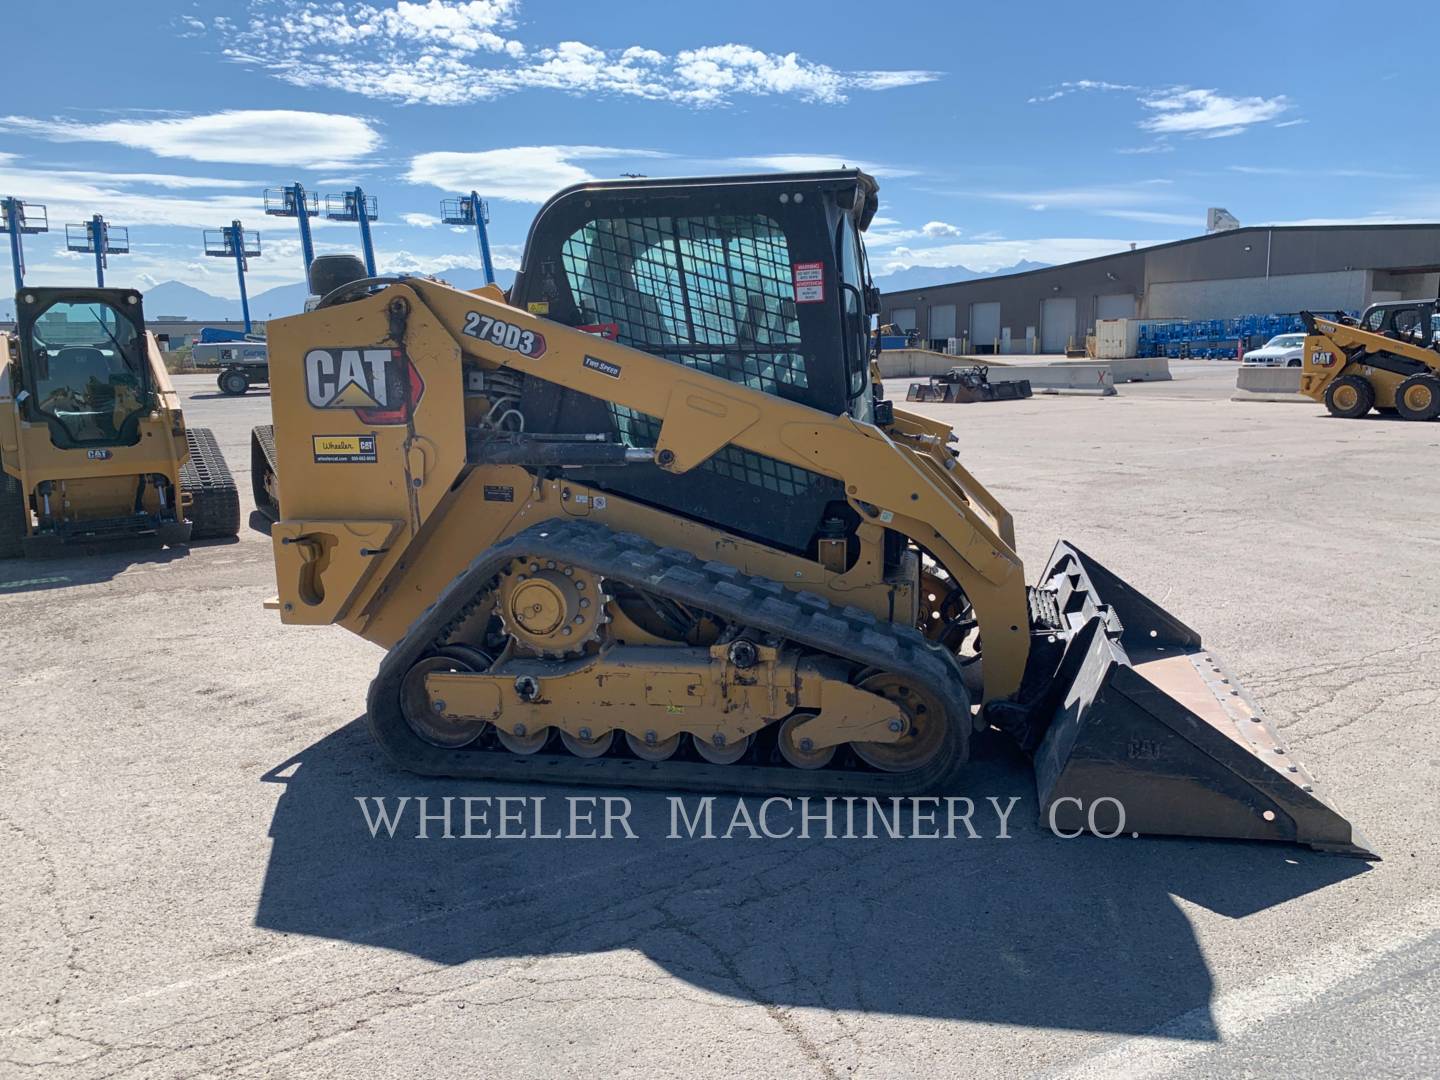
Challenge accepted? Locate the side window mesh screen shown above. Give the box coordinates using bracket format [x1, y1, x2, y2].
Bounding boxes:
[610, 403, 823, 500]
[561, 214, 808, 394]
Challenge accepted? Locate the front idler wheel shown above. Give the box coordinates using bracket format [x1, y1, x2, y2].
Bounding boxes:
[851, 673, 949, 774]
[400, 654, 487, 748]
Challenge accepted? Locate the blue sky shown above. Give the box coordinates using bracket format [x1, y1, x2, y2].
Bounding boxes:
[2, 0, 1434, 300]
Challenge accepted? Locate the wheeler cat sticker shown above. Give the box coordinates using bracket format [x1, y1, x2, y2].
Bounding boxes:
[312, 434, 378, 464]
[304, 347, 425, 425]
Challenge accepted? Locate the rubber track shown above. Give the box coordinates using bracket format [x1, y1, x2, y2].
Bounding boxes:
[0, 461, 26, 558]
[250, 424, 278, 519]
[181, 427, 241, 539]
[365, 518, 977, 796]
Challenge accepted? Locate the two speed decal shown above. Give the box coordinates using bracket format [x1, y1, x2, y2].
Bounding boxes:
[462, 312, 547, 358]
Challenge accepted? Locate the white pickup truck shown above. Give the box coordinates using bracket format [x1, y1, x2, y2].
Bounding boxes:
[1242, 333, 1306, 367]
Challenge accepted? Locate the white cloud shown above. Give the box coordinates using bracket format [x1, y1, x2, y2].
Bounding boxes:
[1096, 209, 1202, 227]
[0, 110, 381, 168]
[864, 226, 921, 248]
[1116, 143, 1174, 155]
[1138, 88, 1289, 136]
[1035, 80, 1292, 140]
[921, 221, 962, 238]
[851, 70, 941, 92]
[46, 169, 261, 190]
[970, 180, 1177, 211]
[1256, 214, 1424, 227]
[1028, 80, 1137, 104]
[221, 2, 939, 107]
[406, 145, 668, 202]
[379, 244, 522, 277]
[0, 154, 263, 230]
[728, 153, 914, 178]
[401, 212, 441, 227]
[874, 237, 1151, 277]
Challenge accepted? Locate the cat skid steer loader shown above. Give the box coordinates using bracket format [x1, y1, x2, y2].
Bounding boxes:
[1, 287, 239, 556]
[1301, 301, 1440, 420]
[258, 171, 1373, 856]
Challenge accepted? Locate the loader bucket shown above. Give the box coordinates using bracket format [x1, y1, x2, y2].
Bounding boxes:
[1028, 542, 1376, 858]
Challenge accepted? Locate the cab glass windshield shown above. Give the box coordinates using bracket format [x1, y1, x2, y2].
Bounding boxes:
[27, 300, 149, 445]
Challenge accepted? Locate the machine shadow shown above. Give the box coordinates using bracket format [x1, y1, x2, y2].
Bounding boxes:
[187, 390, 272, 400]
[0, 544, 192, 591]
[255, 719, 1367, 1037]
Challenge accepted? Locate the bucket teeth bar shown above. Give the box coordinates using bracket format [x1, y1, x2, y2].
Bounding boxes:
[1025, 542, 1377, 859]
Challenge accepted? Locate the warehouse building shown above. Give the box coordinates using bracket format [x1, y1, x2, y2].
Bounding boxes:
[880, 223, 1440, 354]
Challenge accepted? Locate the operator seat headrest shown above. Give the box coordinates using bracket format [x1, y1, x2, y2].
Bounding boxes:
[309, 254, 369, 298]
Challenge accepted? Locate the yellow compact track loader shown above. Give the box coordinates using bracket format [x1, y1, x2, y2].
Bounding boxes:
[1, 287, 239, 556]
[1301, 300, 1440, 419]
[258, 171, 1372, 857]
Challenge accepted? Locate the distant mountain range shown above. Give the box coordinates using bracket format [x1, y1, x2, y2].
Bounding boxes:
[1, 268, 516, 323]
[872, 259, 1051, 294]
[2, 260, 1043, 322]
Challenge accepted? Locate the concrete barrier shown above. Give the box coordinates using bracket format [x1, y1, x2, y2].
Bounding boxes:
[875, 348, 956, 378]
[988, 364, 1116, 395]
[1105, 356, 1172, 383]
[1232, 365, 1311, 403]
[1236, 366, 1303, 392]
[879, 349, 1123, 394]
[875, 348, 1169, 385]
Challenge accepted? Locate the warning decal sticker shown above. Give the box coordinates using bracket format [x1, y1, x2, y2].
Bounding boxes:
[313, 434, 378, 464]
[792, 261, 825, 304]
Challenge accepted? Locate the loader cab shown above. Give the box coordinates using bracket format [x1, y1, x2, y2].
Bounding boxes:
[12, 288, 153, 448]
[510, 169, 881, 417]
[1359, 300, 1440, 348]
[508, 169, 881, 553]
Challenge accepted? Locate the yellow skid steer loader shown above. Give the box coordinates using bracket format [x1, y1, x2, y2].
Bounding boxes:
[2, 287, 239, 556]
[1301, 301, 1440, 419]
[255, 171, 1373, 857]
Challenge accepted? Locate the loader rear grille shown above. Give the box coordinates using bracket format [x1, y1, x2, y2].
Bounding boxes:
[610, 404, 823, 499]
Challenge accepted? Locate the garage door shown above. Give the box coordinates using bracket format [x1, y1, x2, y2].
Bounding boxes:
[970, 302, 1000, 350]
[890, 307, 916, 332]
[1096, 293, 1136, 320]
[1041, 297, 1077, 353]
[929, 304, 956, 341]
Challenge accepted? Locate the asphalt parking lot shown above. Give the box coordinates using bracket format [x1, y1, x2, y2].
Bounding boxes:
[3, 361, 1437, 1078]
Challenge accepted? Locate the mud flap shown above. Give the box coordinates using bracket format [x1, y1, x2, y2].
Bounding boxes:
[1029, 542, 1376, 858]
